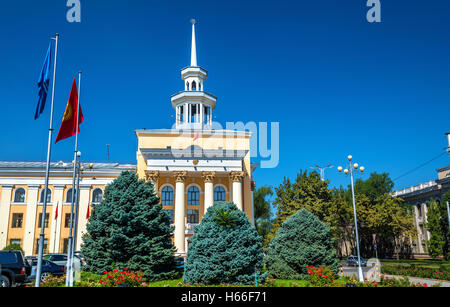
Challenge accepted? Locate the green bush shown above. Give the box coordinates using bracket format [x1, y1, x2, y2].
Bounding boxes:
[2, 244, 24, 255]
[265, 209, 340, 280]
[183, 202, 266, 285]
[439, 263, 450, 274]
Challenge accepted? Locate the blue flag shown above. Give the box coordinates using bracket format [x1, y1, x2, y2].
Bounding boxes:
[35, 42, 52, 120]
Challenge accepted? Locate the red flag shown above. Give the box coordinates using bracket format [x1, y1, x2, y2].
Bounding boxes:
[86, 205, 90, 219]
[55, 77, 83, 143]
[54, 203, 58, 220]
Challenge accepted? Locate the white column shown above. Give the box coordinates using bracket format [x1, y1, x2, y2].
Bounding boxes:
[50, 185, 65, 253]
[230, 172, 244, 211]
[75, 185, 91, 251]
[0, 185, 14, 249]
[174, 171, 187, 255]
[23, 185, 40, 255]
[202, 172, 215, 214]
[413, 205, 424, 253]
[423, 203, 431, 241]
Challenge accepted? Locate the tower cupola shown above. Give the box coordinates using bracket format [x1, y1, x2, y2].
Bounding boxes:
[171, 19, 217, 129]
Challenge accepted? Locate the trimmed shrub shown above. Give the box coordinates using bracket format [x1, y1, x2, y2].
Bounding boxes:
[265, 209, 340, 280]
[183, 202, 266, 285]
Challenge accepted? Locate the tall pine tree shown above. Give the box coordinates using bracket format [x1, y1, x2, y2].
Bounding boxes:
[81, 171, 179, 281]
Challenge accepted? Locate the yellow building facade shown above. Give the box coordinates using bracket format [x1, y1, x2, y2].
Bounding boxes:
[0, 20, 256, 257]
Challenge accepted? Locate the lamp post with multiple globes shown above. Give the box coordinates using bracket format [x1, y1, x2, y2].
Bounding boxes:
[338, 155, 365, 282]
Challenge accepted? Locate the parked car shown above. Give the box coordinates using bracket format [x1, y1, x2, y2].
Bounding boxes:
[43, 253, 82, 269]
[346, 255, 367, 267]
[74, 251, 87, 266]
[26, 258, 65, 283]
[0, 250, 28, 287]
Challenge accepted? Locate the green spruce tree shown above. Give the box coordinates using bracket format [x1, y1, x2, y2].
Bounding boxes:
[425, 195, 450, 260]
[183, 202, 266, 285]
[265, 209, 340, 280]
[81, 171, 179, 281]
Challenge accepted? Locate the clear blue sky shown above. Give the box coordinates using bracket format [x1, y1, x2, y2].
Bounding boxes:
[0, 0, 449, 193]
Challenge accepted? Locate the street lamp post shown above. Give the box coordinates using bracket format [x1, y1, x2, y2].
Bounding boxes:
[446, 133, 450, 231]
[338, 155, 365, 282]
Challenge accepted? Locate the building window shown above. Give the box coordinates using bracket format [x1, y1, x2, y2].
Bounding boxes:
[14, 188, 26, 203]
[161, 186, 174, 206]
[12, 213, 23, 228]
[187, 209, 199, 224]
[165, 209, 174, 224]
[35, 238, 48, 254]
[37, 213, 50, 228]
[92, 188, 103, 204]
[66, 188, 77, 203]
[204, 106, 210, 124]
[39, 188, 52, 203]
[63, 238, 69, 253]
[192, 81, 197, 91]
[65, 213, 72, 228]
[214, 186, 226, 202]
[10, 239, 21, 246]
[188, 186, 200, 206]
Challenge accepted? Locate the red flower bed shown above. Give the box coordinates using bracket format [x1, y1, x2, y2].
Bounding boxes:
[97, 268, 148, 287]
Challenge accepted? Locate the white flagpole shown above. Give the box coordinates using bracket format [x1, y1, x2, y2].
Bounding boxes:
[35, 33, 59, 287]
[65, 71, 82, 287]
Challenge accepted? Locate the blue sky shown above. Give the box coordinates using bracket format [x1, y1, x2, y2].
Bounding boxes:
[0, 0, 449, 193]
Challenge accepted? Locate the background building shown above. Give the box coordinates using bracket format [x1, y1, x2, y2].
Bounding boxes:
[393, 165, 450, 256]
[0, 161, 135, 255]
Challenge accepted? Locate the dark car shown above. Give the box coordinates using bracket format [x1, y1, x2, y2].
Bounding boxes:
[346, 255, 367, 267]
[0, 250, 28, 287]
[26, 259, 65, 283]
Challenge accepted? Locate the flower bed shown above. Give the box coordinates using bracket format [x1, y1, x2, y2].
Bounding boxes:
[381, 264, 449, 281]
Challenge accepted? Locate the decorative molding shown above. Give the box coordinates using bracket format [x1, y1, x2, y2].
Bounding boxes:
[145, 170, 160, 183]
[173, 171, 188, 183]
[229, 171, 245, 182]
[202, 171, 216, 183]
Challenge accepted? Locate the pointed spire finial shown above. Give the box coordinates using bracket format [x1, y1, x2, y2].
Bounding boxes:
[190, 19, 197, 67]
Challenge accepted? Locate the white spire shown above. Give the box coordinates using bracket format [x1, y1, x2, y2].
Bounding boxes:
[190, 19, 197, 67]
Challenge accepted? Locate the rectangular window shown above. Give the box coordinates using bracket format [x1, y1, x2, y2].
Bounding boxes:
[0, 253, 17, 263]
[12, 213, 23, 228]
[10, 239, 21, 246]
[187, 209, 199, 224]
[65, 213, 71, 228]
[37, 213, 50, 228]
[35, 238, 48, 254]
[63, 238, 69, 254]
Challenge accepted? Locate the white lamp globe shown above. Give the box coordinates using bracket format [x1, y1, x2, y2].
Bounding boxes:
[348, 155, 353, 161]
[344, 169, 349, 174]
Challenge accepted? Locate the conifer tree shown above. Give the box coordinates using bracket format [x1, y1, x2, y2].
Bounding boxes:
[265, 209, 340, 280]
[183, 202, 266, 285]
[81, 171, 179, 281]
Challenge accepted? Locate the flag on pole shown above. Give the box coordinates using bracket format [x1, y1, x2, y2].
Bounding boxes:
[35, 42, 52, 120]
[55, 77, 84, 143]
[54, 203, 58, 220]
[193, 132, 199, 142]
[86, 205, 90, 219]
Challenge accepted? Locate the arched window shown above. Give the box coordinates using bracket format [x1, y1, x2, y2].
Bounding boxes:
[66, 188, 77, 203]
[161, 186, 174, 206]
[14, 188, 26, 203]
[214, 186, 226, 202]
[40, 188, 52, 203]
[188, 186, 199, 206]
[192, 81, 197, 91]
[92, 188, 103, 204]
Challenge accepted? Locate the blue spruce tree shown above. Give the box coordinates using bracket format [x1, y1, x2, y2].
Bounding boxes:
[81, 171, 179, 281]
[265, 209, 340, 280]
[183, 202, 266, 285]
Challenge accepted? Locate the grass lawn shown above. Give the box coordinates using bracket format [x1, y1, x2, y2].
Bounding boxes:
[379, 259, 448, 267]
